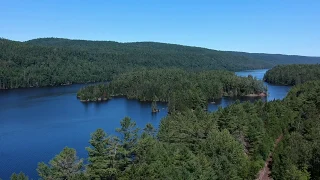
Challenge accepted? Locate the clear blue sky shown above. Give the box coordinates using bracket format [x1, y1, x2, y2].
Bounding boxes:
[1, 0, 319, 56]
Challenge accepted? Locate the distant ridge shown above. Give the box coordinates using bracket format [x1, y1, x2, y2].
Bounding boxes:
[26, 38, 320, 64]
[228, 51, 320, 65]
[1, 37, 320, 89]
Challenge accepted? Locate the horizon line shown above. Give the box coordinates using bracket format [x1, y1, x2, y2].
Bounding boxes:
[2, 36, 320, 58]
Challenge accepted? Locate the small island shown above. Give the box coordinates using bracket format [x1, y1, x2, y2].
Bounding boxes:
[151, 101, 160, 113]
[77, 69, 267, 113]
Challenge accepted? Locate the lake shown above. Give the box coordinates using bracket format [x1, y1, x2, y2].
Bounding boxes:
[0, 69, 291, 179]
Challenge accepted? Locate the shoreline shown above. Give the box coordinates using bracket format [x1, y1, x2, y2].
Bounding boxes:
[245, 92, 267, 97]
[78, 92, 268, 103]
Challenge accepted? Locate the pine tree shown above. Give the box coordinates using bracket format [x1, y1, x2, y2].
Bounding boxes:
[10, 172, 29, 180]
[86, 129, 119, 179]
[116, 117, 139, 171]
[143, 123, 156, 138]
[37, 147, 83, 180]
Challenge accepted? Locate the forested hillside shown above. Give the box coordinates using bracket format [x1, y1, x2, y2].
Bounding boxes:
[263, 64, 320, 85]
[230, 51, 320, 65]
[77, 69, 266, 113]
[2, 37, 320, 90]
[272, 81, 320, 179]
[0, 38, 271, 89]
[8, 81, 320, 180]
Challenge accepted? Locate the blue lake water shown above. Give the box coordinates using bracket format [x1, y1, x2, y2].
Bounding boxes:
[235, 69, 291, 100]
[0, 69, 291, 179]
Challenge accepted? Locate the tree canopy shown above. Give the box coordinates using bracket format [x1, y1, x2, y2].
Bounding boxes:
[2, 37, 320, 90]
[229, 52, 320, 65]
[0, 38, 271, 89]
[264, 64, 320, 85]
[3, 37, 320, 180]
[77, 69, 266, 112]
[271, 81, 320, 180]
[6, 80, 320, 179]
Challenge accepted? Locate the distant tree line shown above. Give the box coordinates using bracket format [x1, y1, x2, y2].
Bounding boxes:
[2, 37, 320, 90]
[6, 80, 320, 180]
[229, 52, 320, 65]
[0, 38, 271, 89]
[77, 69, 266, 113]
[264, 64, 320, 85]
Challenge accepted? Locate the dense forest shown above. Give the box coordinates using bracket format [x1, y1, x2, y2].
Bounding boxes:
[77, 69, 266, 112]
[27, 38, 320, 66]
[230, 51, 320, 65]
[271, 81, 320, 179]
[5, 80, 320, 180]
[264, 64, 320, 85]
[2, 37, 320, 180]
[2, 37, 320, 90]
[0, 38, 270, 89]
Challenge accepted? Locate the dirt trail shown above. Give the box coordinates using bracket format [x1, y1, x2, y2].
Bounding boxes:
[256, 134, 283, 180]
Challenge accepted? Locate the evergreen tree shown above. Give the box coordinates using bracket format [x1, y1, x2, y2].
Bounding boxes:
[10, 172, 29, 180]
[77, 69, 266, 113]
[37, 147, 84, 180]
[264, 64, 320, 85]
[86, 129, 119, 179]
[116, 117, 140, 171]
[143, 123, 156, 138]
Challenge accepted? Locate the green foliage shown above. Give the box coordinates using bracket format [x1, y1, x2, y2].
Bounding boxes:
[271, 81, 320, 180]
[86, 129, 118, 179]
[82, 110, 276, 179]
[0, 37, 273, 89]
[1, 36, 319, 91]
[264, 64, 320, 85]
[77, 69, 266, 113]
[116, 117, 140, 171]
[10, 172, 29, 180]
[76, 84, 110, 101]
[37, 147, 84, 180]
[85, 117, 139, 179]
[230, 51, 320, 65]
[7, 74, 320, 179]
[124, 138, 219, 180]
[142, 123, 157, 138]
[80, 80, 320, 180]
[158, 100, 294, 179]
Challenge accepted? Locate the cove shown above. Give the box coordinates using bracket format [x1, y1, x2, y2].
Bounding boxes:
[0, 69, 291, 179]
